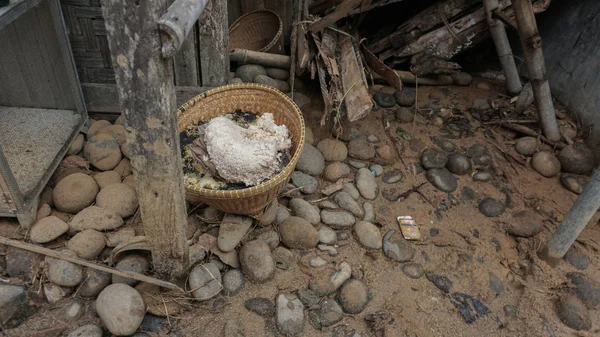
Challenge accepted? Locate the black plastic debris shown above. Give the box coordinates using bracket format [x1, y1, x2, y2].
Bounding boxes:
[449, 292, 491, 324]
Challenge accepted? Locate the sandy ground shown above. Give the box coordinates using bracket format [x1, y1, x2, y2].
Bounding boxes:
[4, 77, 600, 337]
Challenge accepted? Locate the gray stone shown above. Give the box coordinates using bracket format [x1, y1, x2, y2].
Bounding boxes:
[426, 273, 453, 293]
[564, 249, 589, 270]
[557, 294, 591, 331]
[96, 283, 145, 336]
[461, 186, 475, 200]
[342, 183, 360, 200]
[382, 230, 415, 262]
[356, 168, 379, 200]
[426, 168, 457, 192]
[296, 144, 325, 176]
[189, 262, 222, 300]
[354, 221, 382, 250]
[318, 226, 337, 245]
[272, 246, 295, 270]
[421, 148, 448, 169]
[140, 314, 167, 333]
[66, 324, 103, 337]
[363, 202, 375, 223]
[451, 72, 472, 86]
[319, 200, 338, 209]
[515, 137, 538, 156]
[224, 318, 245, 337]
[112, 255, 149, 286]
[286, 92, 312, 111]
[43, 283, 72, 303]
[67, 229, 106, 259]
[317, 244, 338, 256]
[245, 297, 275, 317]
[348, 140, 376, 160]
[218, 214, 253, 252]
[279, 216, 319, 249]
[472, 99, 491, 110]
[30, 216, 69, 243]
[317, 299, 343, 327]
[348, 160, 367, 169]
[257, 230, 280, 250]
[446, 153, 471, 175]
[323, 162, 351, 182]
[53, 173, 99, 214]
[235, 64, 267, 83]
[321, 210, 355, 229]
[79, 269, 111, 298]
[476, 81, 491, 90]
[395, 107, 415, 123]
[402, 263, 424, 279]
[276, 207, 291, 223]
[373, 91, 396, 107]
[561, 174, 585, 194]
[473, 171, 493, 182]
[259, 200, 278, 226]
[367, 134, 379, 142]
[432, 136, 456, 152]
[223, 269, 245, 296]
[254, 74, 285, 91]
[289, 198, 320, 225]
[506, 210, 542, 238]
[479, 198, 505, 217]
[558, 143, 595, 175]
[381, 169, 403, 184]
[503, 305, 517, 317]
[567, 272, 600, 309]
[267, 67, 289, 81]
[276, 294, 305, 336]
[532, 151, 561, 177]
[370, 164, 383, 177]
[46, 252, 83, 287]
[0, 284, 38, 328]
[332, 192, 363, 218]
[6, 247, 42, 279]
[338, 279, 369, 314]
[298, 288, 320, 307]
[309, 257, 328, 268]
[291, 171, 318, 194]
[63, 300, 84, 322]
[309, 262, 350, 296]
[240, 240, 275, 282]
[69, 205, 124, 232]
[394, 88, 415, 107]
[106, 227, 136, 247]
[317, 139, 348, 162]
[489, 272, 504, 294]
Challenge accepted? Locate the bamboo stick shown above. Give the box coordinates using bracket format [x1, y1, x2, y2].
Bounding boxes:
[229, 49, 291, 69]
[0, 235, 183, 291]
[512, 0, 560, 142]
[483, 0, 522, 95]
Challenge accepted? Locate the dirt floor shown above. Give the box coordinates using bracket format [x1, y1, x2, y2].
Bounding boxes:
[4, 77, 600, 337]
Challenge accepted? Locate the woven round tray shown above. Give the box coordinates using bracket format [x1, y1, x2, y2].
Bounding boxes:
[177, 83, 305, 218]
[229, 10, 282, 53]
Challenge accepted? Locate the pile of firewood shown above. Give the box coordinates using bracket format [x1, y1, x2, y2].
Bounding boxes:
[288, 0, 552, 126]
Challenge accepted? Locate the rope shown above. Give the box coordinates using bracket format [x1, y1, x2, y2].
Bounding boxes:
[438, 2, 459, 40]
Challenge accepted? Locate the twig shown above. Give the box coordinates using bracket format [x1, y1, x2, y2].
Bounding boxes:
[0, 235, 183, 291]
[411, 75, 418, 137]
[498, 122, 565, 149]
[483, 119, 538, 124]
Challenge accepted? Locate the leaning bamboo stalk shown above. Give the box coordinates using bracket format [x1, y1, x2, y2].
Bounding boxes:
[483, 0, 522, 95]
[512, 0, 560, 141]
[230, 49, 291, 69]
[0, 235, 183, 291]
[372, 71, 453, 86]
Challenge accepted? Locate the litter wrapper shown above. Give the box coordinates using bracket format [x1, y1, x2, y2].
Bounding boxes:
[397, 216, 421, 241]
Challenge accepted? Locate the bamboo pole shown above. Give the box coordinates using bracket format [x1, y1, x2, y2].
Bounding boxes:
[540, 168, 600, 265]
[229, 49, 291, 69]
[512, 0, 560, 142]
[483, 0, 522, 95]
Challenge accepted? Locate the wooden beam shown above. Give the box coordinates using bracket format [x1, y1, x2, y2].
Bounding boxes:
[513, 0, 560, 141]
[100, 0, 189, 279]
[173, 25, 200, 86]
[81, 83, 212, 113]
[308, 0, 362, 33]
[339, 36, 372, 122]
[198, 0, 230, 86]
[158, 0, 209, 57]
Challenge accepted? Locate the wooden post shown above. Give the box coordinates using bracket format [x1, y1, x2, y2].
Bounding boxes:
[199, 0, 230, 86]
[174, 27, 200, 86]
[512, 0, 560, 142]
[540, 168, 600, 265]
[100, 0, 189, 279]
[483, 0, 522, 95]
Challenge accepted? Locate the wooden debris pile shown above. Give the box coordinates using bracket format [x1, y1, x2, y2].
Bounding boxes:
[289, 0, 552, 126]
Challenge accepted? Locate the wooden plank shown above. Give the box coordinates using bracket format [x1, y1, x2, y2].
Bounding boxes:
[198, 0, 229, 86]
[0, 28, 32, 106]
[0, 0, 42, 31]
[173, 25, 199, 86]
[308, 0, 362, 33]
[83, 67, 116, 84]
[100, 0, 189, 279]
[339, 35, 372, 122]
[81, 83, 212, 114]
[360, 44, 402, 91]
[227, 0, 242, 24]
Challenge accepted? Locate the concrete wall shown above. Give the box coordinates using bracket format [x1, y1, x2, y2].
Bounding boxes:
[535, 0, 600, 155]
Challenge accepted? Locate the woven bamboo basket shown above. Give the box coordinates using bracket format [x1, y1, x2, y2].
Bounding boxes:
[177, 83, 305, 218]
[229, 10, 282, 53]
